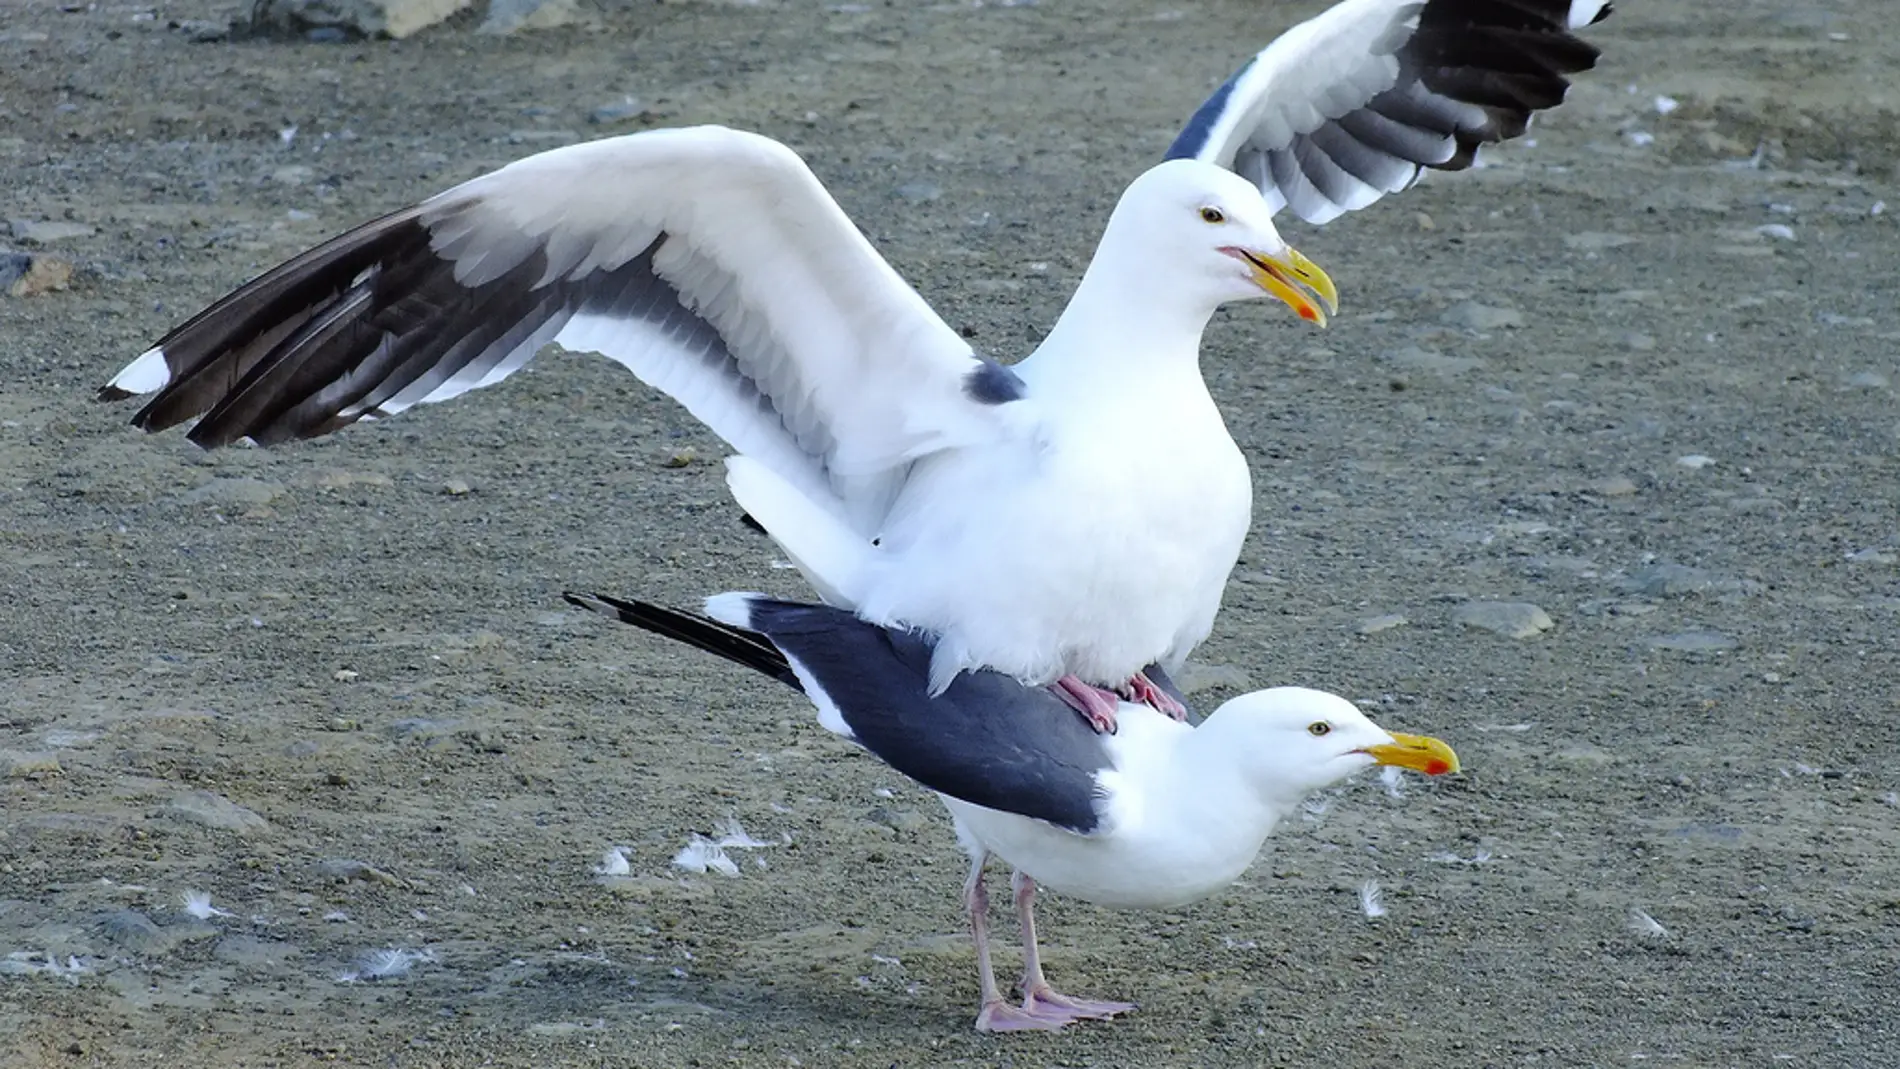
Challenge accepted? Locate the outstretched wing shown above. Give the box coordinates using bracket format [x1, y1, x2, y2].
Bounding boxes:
[1169, 0, 1611, 224]
[100, 125, 1028, 535]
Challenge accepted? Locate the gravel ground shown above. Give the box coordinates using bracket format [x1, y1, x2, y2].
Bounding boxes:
[2, 0, 1898, 1065]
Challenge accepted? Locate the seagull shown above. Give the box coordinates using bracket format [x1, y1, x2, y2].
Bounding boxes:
[98, 0, 1611, 727]
[563, 589, 1460, 1033]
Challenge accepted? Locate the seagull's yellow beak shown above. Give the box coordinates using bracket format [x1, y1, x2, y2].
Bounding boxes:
[1359, 732, 1461, 777]
[1236, 245, 1337, 327]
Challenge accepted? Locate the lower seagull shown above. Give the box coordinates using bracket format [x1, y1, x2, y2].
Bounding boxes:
[565, 590, 1460, 1033]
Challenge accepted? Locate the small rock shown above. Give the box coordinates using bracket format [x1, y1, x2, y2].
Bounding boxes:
[1615, 331, 1657, 352]
[270, 165, 314, 186]
[1440, 301, 1525, 331]
[1355, 613, 1408, 636]
[2, 251, 74, 297]
[314, 469, 393, 490]
[587, 97, 648, 125]
[1616, 563, 1757, 599]
[441, 478, 472, 496]
[172, 17, 229, 41]
[659, 446, 696, 468]
[249, 0, 471, 39]
[1842, 371, 1889, 390]
[1754, 223, 1797, 242]
[1645, 630, 1738, 652]
[482, 0, 590, 33]
[894, 181, 942, 204]
[163, 791, 271, 836]
[1592, 476, 1640, 497]
[0, 751, 62, 778]
[315, 858, 405, 886]
[95, 909, 212, 955]
[1676, 454, 1716, 469]
[184, 477, 286, 507]
[332, 668, 360, 682]
[1846, 548, 1896, 565]
[1453, 601, 1553, 639]
[1563, 231, 1636, 252]
[865, 805, 924, 832]
[1174, 662, 1252, 696]
[9, 219, 95, 244]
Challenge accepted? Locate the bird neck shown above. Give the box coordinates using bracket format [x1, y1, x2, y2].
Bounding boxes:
[1024, 242, 1221, 390]
[1172, 712, 1318, 821]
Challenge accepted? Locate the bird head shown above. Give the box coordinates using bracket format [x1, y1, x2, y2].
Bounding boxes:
[1210, 686, 1459, 801]
[1110, 159, 1338, 326]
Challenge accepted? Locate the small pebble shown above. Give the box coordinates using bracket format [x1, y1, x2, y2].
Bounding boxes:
[163, 790, 271, 835]
[1676, 454, 1716, 469]
[1645, 630, 1738, 652]
[9, 219, 95, 244]
[1355, 613, 1408, 636]
[1439, 301, 1525, 331]
[1453, 601, 1553, 639]
[2, 251, 74, 297]
[1616, 562, 1757, 599]
[894, 181, 942, 204]
[442, 479, 472, 496]
[659, 447, 696, 468]
[587, 97, 647, 125]
[173, 17, 229, 41]
[184, 478, 286, 506]
[0, 751, 63, 779]
[316, 858, 405, 886]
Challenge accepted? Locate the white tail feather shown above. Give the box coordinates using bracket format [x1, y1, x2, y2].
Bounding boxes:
[725, 456, 873, 607]
[703, 591, 765, 628]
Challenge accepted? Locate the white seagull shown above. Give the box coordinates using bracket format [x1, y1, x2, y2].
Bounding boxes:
[99, 0, 1611, 726]
[564, 589, 1460, 1033]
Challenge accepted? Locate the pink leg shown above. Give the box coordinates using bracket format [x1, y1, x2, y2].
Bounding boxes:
[1049, 675, 1121, 734]
[1120, 670, 1187, 720]
[1011, 871, 1135, 1023]
[967, 855, 1072, 1033]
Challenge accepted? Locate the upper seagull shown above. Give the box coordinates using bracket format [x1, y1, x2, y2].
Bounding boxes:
[98, 0, 1612, 726]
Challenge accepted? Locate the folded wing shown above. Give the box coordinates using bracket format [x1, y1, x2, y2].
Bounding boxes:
[567, 591, 1117, 834]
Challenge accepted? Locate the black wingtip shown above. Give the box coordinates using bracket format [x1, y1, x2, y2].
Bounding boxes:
[563, 590, 635, 620]
[564, 589, 801, 690]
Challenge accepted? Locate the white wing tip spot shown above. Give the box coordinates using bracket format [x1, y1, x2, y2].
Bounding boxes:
[108, 347, 171, 395]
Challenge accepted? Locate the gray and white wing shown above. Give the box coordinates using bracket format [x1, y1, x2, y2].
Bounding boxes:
[1166, 0, 1612, 224]
[99, 126, 1026, 534]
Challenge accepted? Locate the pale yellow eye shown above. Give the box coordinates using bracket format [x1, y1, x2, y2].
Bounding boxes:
[1307, 721, 1332, 737]
[1200, 206, 1225, 224]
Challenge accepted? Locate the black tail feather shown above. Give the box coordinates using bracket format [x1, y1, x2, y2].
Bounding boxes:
[563, 591, 801, 691]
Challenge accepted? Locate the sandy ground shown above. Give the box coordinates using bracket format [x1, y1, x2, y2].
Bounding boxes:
[3, 0, 1899, 1065]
